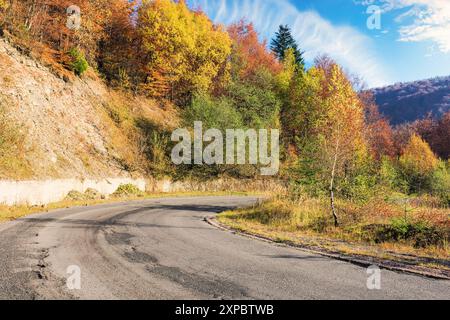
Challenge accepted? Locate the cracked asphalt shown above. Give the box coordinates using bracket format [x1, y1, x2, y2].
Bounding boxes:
[0, 196, 448, 300]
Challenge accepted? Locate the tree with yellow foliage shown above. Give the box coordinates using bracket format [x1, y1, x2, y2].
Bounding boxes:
[0, 0, 7, 10]
[320, 63, 367, 226]
[136, 0, 231, 103]
[288, 57, 368, 226]
[399, 133, 439, 192]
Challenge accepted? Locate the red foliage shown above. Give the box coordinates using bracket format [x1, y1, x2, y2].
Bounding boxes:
[1, 0, 130, 64]
[413, 111, 450, 160]
[228, 20, 281, 79]
[362, 92, 396, 160]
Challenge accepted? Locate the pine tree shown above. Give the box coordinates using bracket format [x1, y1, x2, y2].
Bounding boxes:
[270, 25, 304, 69]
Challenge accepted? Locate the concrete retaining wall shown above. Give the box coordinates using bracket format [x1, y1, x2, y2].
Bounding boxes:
[0, 177, 286, 206]
[0, 178, 146, 206]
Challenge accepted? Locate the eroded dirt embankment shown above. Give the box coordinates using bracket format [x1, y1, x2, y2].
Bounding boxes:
[0, 37, 177, 181]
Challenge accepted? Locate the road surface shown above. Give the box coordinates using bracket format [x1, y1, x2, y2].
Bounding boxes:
[0, 196, 448, 299]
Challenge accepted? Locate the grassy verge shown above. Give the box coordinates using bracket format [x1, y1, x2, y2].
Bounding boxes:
[218, 196, 450, 271]
[0, 190, 256, 224]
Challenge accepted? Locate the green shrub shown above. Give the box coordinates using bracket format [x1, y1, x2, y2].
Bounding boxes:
[339, 174, 377, 202]
[65, 188, 103, 201]
[184, 94, 243, 130]
[226, 78, 280, 129]
[65, 190, 86, 201]
[431, 161, 450, 206]
[112, 184, 144, 198]
[364, 218, 447, 248]
[68, 48, 89, 76]
[379, 157, 408, 193]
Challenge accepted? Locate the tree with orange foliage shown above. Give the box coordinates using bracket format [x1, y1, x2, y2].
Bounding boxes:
[98, 0, 138, 88]
[228, 20, 281, 81]
[362, 92, 396, 161]
[1, 0, 131, 69]
[432, 112, 450, 160]
[413, 111, 450, 160]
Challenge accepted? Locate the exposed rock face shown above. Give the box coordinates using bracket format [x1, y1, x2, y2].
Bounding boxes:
[0, 38, 131, 179]
[0, 38, 176, 180]
[0, 39, 117, 178]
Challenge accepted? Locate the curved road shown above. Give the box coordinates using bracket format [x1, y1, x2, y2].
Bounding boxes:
[0, 196, 448, 300]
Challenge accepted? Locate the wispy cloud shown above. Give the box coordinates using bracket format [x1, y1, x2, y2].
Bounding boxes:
[191, 0, 390, 87]
[359, 0, 450, 53]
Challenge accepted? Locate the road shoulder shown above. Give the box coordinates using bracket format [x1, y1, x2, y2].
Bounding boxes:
[206, 216, 450, 280]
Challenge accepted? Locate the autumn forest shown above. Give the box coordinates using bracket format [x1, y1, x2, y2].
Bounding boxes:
[0, 0, 449, 266]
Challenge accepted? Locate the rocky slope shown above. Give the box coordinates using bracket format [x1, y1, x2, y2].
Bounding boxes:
[0, 38, 178, 180]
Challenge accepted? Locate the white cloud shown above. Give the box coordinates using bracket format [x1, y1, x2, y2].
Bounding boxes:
[191, 0, 390, 87]
[359, 0, 450, 53]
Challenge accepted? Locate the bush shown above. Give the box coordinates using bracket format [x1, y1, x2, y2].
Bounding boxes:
[364, 218, 448, 248]
[379, 157, 408, 192]
[184, 94, 243, 130]
[339, 173, 377, 202]
[226, 78, 280, 129]
[431, 161, 450, 206]
[65, 188, 103, 201]
[112, 184, 144, 198]
[68, 48, 89, 76]
[332, 152, 378, 202]
[182, 93, 261, 178]
[65, 190, 86, 201]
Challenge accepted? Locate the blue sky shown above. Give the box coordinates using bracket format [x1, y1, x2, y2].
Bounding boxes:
[188, 0, 450, 88]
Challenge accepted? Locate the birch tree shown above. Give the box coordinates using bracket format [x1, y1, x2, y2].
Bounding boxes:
[320, 64, 367, 226]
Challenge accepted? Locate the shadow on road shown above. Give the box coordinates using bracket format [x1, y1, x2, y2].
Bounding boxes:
[17, 204, 239, 230]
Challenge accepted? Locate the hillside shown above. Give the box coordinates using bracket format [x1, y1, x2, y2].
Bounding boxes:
[0, 38, 178, 180]
[372, 76, 450, 125]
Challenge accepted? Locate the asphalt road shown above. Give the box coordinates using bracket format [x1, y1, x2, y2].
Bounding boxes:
[0, 196, 448, 300]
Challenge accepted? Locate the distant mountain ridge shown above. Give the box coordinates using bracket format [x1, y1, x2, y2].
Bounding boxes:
[371, 76, 450, 125]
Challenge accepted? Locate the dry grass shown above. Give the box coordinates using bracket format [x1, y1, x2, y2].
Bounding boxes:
[97, 89, 180, 176]
[0, 102, 33, 179]
[218, 195, 450, 264]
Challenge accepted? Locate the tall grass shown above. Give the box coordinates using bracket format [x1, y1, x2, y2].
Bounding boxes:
[0, 104, 32, 178]
[220, 194, 450, 251]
